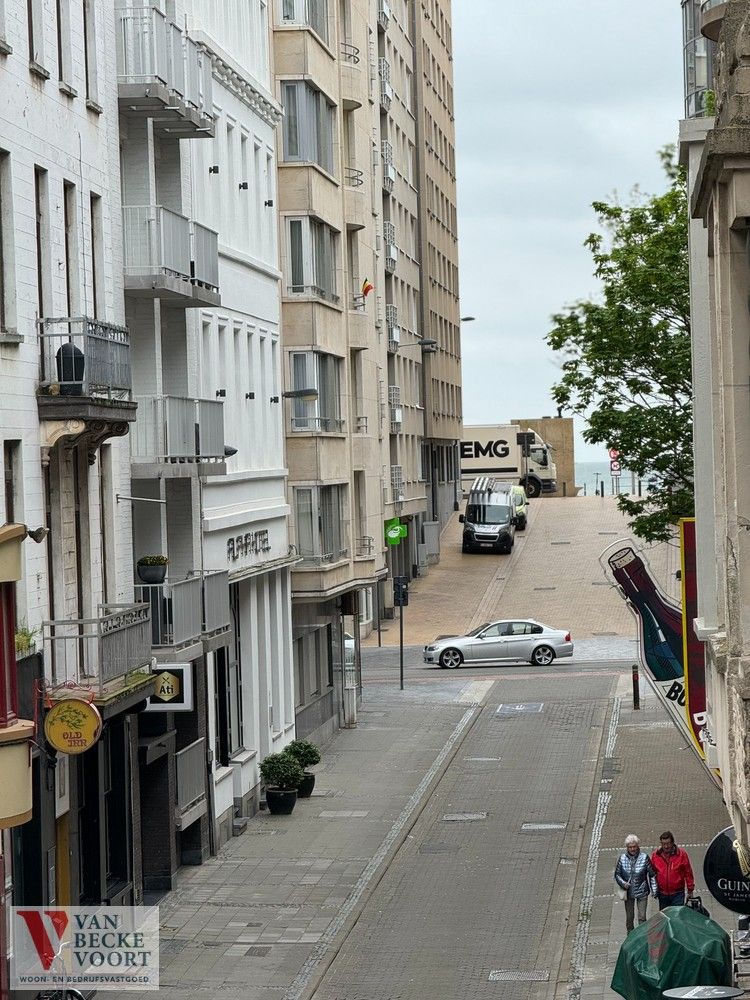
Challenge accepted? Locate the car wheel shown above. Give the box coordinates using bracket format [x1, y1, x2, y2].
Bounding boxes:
[439, 647, 463, 669]
[531, 645, 555, 666]
[517, 519, 527, 531]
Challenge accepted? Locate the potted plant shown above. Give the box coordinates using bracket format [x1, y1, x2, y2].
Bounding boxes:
[259, 752, 303, 815]
[286, 739, 321, 798]
[15, 622, 37, 656]
[136, 555, 169, 585]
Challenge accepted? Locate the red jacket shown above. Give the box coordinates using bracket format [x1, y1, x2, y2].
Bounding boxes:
[650, 846, 695, 896]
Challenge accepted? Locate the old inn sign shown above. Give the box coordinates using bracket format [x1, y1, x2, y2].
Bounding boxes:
[44, 699, 103, 754]
[703, 825, 750, 914]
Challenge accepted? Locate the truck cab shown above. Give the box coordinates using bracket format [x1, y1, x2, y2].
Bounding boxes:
[459, 477, 516, 554]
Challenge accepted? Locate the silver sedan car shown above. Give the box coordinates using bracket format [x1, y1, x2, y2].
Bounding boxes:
[423, 619, 573, 668]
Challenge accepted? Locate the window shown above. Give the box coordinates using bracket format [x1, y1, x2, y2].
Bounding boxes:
[56, 0, 73, 87]
[0, 151, 15, 331]
[27, 0, 46, 71]
[63, 182, 79, 315]
[90, 193, 103, 317]
[281, 82, 334, 173]
[281, 0, 328, 43]
[34, 166, 50, 317]
[290, 351, 341, 432]
[294, 485, 348, 564]
[286, 217, 338, 302]
[82, 0, 98, 105]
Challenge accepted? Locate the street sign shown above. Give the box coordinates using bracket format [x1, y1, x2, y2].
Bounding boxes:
[609, 448, 620, 459]
[610, 460, 621, 476]
[385, 517, 408, 546]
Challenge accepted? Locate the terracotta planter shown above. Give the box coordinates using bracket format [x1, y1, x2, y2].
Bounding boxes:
[297, 772, 315, 798]
[266, 788, 297, 815]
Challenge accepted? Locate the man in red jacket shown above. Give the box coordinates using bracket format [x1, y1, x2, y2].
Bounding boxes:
[651, 831, 695, 909]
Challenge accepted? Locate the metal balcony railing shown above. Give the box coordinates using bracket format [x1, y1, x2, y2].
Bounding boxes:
[290, 415, 345, 432]
[199, 570, 231, 636]
[135, 575, 203, 648]
[381, 140, 395, 192]
[43, 604, 151, 698]
[378, 57, 392, 110]
[38, 317, 132, 399]
[176, 737, 207, 813]
[355, 414, 368, 434]
[132, 395, 225, 463]
[356, 536, 374, 557]
[388, 384, 401, 406]
[115, 5, 213, 121]
[345, 165, 364, 187]
[191, 221, 219, 290]
[341, 41, 360, 63]
[123, 205, 191, 281]
[377, 0, 391, 31]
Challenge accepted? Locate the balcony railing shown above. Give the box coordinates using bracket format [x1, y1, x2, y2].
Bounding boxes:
[356, 536, 374, 557]
[290, 415, 345, 432]
[115, 5, 214, 128]
[199, 570, 231, 636]
[191, 221, 219, 290]
[382, 140, 395, 193]
[135, 576, 203, 648]
[341, 41, 360, 63]
[176, 737, 207, 814]
[43, 604, 151, 698]
[377, 0, 391, 31]
[124, 205, 191, 281]
[132, 395, 225, 464]
[345, 165, 364, 188]
[38, 317, 132, 399]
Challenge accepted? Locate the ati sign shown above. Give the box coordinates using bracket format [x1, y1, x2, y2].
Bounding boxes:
[146, 664, 193, 713]
[11, 906, 159, 991]
[703, 826, 750, 914]
[460, 440, 510, 460]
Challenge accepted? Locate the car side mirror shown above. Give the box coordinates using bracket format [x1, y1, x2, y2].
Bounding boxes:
[458, 514, 465, 523]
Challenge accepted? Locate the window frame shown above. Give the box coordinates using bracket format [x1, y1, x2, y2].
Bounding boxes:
[289, 350, 343, 432]
[281, 80, 335, 174]
[293, 484, 349, 565]
[285, 216, 339, 303]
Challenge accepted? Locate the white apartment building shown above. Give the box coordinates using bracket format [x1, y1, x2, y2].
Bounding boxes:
[184, 0, 297, 846]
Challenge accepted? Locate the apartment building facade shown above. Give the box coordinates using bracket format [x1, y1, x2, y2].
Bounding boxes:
[680, 0, 750, 844]
[273, 0, 390, 740]
[0, 0, 155, 967]
[414, 0, 462, 531]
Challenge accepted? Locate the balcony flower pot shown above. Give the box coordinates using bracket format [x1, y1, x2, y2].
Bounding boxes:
[260, 752, 303, 816]
[137, 556, 169, 585]
[286, 739, 321, 799]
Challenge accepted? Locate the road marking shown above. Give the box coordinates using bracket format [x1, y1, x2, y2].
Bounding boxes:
[489, 970, 550, 982]
[282, 706, 477, 1000]
[605, 697, 621, 758]
[522, 822, 566, 831]
[456, 679, 494, 704]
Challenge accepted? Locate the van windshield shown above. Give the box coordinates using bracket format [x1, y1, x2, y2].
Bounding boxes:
[466, 503, 510, 525]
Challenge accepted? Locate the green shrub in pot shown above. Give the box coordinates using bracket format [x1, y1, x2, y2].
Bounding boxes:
[260, 752, 304, 815]
[287, 739, 321, 798]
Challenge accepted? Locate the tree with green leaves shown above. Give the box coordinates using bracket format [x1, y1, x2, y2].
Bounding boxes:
[546, 149, 692, 542]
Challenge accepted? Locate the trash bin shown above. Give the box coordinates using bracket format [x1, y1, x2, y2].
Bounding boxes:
[611, 906, 732, 1000]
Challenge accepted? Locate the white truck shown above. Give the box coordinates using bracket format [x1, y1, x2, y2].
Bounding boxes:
[460, 424, 557, 498]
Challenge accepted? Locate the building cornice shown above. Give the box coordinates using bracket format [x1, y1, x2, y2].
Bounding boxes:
[190, 29, 282, 128]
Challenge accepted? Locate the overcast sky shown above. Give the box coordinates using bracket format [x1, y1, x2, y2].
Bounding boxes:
[453, 2, 684, 462]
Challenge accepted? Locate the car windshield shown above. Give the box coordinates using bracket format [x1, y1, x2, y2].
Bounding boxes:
[466, 623, 490, 637]
[466, 503, 510, 525]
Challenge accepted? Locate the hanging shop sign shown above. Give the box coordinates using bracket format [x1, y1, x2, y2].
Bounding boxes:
[44, 699, 102, 754]
[146, 664, 193, 712]
[703, 826, 750, 914]
[385, 517, 407, 546]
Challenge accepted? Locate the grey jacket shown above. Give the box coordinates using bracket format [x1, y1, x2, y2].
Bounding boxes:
[615, 851, 657, 900]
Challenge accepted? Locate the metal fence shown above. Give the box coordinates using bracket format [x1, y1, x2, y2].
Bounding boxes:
[43, 604, 151, 696]
[135, 576, 203, 648]
[131, 395, 224, 462]
[123, 205, 192, 280]
[176, 737, 206, 812]
[38, 317, 132, 399]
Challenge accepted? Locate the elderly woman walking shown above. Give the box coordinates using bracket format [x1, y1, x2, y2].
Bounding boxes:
[614, 834, 657, 932]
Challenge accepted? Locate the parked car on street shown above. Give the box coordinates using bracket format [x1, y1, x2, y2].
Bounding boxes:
[460, 477, 516, 553]
[423, 619, 573, 668]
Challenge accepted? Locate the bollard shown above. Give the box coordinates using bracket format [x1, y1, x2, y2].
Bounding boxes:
[632, 663, 640, 710]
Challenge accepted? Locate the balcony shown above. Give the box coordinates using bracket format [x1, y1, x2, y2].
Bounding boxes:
[341, 41, 363, 110]
[700, 0, 726, 40]
[199, 570, 231, 638]
[391, 465, 404, 503]
[383, 221, 398, 274]
[379, 57, 393, 112]
[135, 575, 203, 650]
[389, 385, 402, 432]
[290, 415, 346, 433]
[43, 604, 154, 707]
[37, 317, 137, 450]
[115, 4, 214, 137]
[131, 395, 226, 475]
[123, 205, 220, 307]
[386, 303, 400, 351]
[344, 177, 367, 231]
[382, 140, 395, 193]
[175, 737, 208, 829]
[377, 0, 391, 31]
[355, 536, 374, 558]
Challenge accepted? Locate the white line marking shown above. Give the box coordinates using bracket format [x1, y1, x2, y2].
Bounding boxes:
[282, 706, 477, 1000]
[605, 698, 620, 758]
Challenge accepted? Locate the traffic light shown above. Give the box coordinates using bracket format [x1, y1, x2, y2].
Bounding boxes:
[393, 576, 409, 607]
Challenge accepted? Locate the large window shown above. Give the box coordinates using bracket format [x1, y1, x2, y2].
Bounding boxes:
[294, 485, 348, 564]
[287, 217, 338, 302]
[290, 350, 342, 431]
[281, 0, 328, 42]
[281, 81, 334, 173]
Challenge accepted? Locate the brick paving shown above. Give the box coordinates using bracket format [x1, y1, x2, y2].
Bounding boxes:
[367, 496, 682, 646]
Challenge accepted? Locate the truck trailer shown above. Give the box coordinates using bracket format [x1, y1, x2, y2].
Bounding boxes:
[460, 424, 557, 498]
